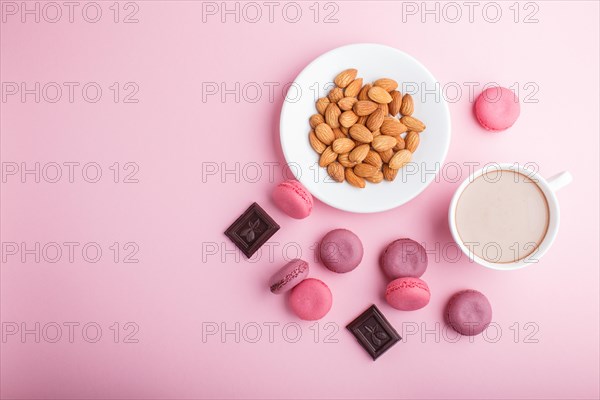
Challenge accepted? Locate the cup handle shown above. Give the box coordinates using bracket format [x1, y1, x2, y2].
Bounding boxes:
[547, 171, 573, 192]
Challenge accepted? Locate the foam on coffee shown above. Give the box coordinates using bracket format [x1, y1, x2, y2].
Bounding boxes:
[455, 170, 549, 264]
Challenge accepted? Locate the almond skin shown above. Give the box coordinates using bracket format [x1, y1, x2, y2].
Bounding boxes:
[354, 163, 379, 178]
[371, 135, 397, 152]
[365, 171, 384, 183]
[344, 78, 363, 98]
[319, 146, 338, 167]
[338, 97, 358, 111]
[366, 108, 385, 131]
[309, 130, 326, 154]
[316, 97, 330, 115]
[393, 136, 406, 151]
[349, 124, 373, 143]
[358, 83, 372, 101]
[309, 113, 325, 129]
[325, 103, 341, 128]
[345, 167, 366, 188]
[328, 87, 344, 104]
[338, 153, 357, 168]
[383, 164, 398, 181]
[339, 110, 359, 128]
[353, 100, 378, 116]
[389, 149, 412, 169]
[405, 131, 420, 152]
[334, 69, 358, 88]
[364, 150, 383, 169]
[349, 144, 370, 163]
[315, 123, 335, 145]
[374, 78, 398, 92]
[327, 162, 345, 182]
[368, 86, 393, 104]
[379, 148, 394, 163]
[400, 116, 425, 132]
[380, 119, 407, 136]
[388, 90, 402, 115]
[332, 138, 355, 154]
[400, 93, 414, 116]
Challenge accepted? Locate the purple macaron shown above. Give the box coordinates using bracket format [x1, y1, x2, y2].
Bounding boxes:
[320, 229, 363, 273]
[445, 290, 493, 336]
[269, 259, 309, 294]
[380, 238, 428, 279]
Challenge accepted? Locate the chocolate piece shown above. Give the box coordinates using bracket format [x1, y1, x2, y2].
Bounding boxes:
[346, 304, 400, 360]
[225, 202, 280, 258]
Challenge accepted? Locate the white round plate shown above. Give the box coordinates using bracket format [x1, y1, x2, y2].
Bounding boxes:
[280, 43, 451, 213]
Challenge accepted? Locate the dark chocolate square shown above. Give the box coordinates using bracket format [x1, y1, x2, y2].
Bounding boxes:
[224, 202, 280, 259]
[347, 304, 401, 360]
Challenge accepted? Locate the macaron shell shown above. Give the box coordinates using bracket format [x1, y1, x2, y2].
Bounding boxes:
[385, 277, 430, 311]
[289, 278, 332, 320]
[445, 290, 492, 336]
[475, 87, 520, 131]
[320, 229, 364, 273]
[269, 259, 309, 294]
[380, 238, 428, 279]
[272, 180, 313, 219]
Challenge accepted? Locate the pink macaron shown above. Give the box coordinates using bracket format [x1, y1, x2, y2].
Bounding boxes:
[289, 278, 332, 320]
[272, 179, 313, 219]
[445, 290, 492, 336]
[385, 277, 430, 311]
[320, 228, 364, 273]
[269, 259, 309, 294]
[380, 238, 428, 279]
[474, 86, 520, 131]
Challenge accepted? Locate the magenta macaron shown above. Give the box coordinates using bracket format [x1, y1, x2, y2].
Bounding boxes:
[474, 86, 520, 131]
[289, 278, 332, 321]
[272, 179, 313, 219]
[380, 238, 428, 279]
[385, 277, 430, 311]
[445, 290, 492, 336]
[320, 228, 364, 273]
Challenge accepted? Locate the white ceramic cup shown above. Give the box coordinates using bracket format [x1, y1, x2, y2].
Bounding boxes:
[448, 163, 572, 270]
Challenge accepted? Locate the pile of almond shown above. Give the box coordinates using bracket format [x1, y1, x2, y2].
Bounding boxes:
[308, 69, 426, 188]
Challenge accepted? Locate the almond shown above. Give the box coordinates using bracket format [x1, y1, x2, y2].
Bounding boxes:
[309, 130, 326, 154]
[400, 93, 414, 116]
[338, 97, 358, 111]
[315, 123, 335, 145]
[389, 149, 412, 169]
[379, 148, 394, 163]
[334, 69, 358, 88]
[371, 129, 381, 137]
[368, 86, 393, 104]
[374, 78, 398, 92]
[349, 144, 370, 163]
[380, 118, 407, 136]
[337, 127, 348, 137]
[393, 136, 406, 151]
[344, 78, 363, 98]
[349, 124, 373, 143]
[328, 87, 344, 104]
[388, 90, 402, 115]
[366, 108, 385, 131]
[339, 110, 359, 128]
[316, 97, 330, 115]
[345, 167, 365, 189]
[405, 131, 420, 152]
[358, 83, 372, 101]
[371, 135, 397, 152]
[332, 138, 355, 154]
[353, 100, 378, 116]
[319, 146, 337, 167]
[354, 163, 379, 178]
[325, 103, 341, 128]
[338, 153, 357, 168]
[365, 171, 384, 184]
[400, 116, 425, 132]
[309, 113, 325, 129]
[383, 164, 398, 181]
[327, 162, 345, 182]
[364, 150, 383, 169]
[377, 102, 389, 115]
[357, 115, 368, 125]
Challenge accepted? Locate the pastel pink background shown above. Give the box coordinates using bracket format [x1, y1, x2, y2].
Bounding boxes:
[1, 1, 599, 399]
